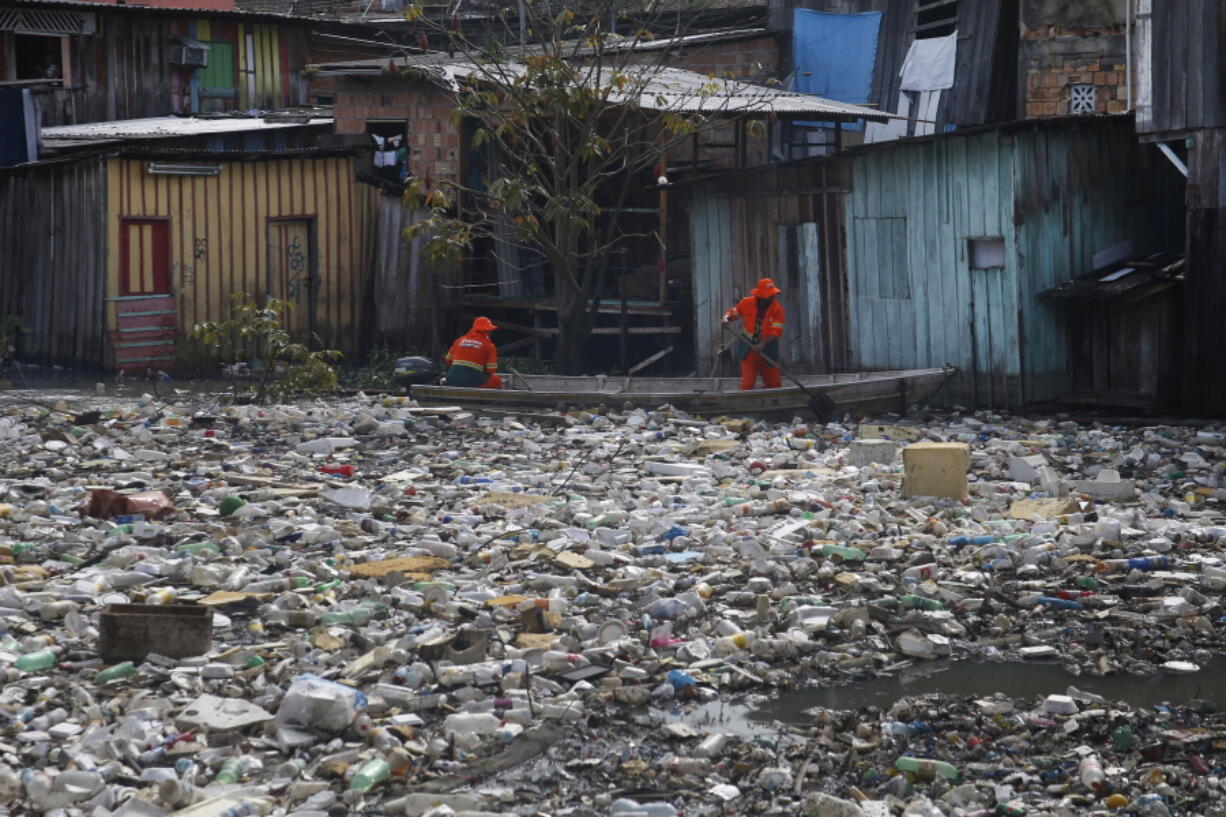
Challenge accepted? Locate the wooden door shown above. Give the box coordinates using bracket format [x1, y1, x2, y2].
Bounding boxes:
[112, 218, 176, 372]
[266, 218, 316, 340]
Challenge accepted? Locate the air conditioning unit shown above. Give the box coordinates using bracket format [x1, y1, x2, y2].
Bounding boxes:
[169, 39, 208, 68]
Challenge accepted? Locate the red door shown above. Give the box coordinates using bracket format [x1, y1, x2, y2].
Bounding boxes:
[112, 218, 177, 372]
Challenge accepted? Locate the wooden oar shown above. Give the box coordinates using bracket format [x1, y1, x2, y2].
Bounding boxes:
[719, 322, 837, 422]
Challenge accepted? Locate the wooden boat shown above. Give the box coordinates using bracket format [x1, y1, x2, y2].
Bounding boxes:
[410, 366, 956, 417]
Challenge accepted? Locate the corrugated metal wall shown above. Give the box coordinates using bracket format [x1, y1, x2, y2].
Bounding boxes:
[106, 156, 376, 364]
[688, 161, 851, 377]
[845, 118, 1183, 407]
[0, 157, 107, 367]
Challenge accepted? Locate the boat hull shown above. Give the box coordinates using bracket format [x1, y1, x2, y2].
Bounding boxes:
[410, 367, 955, 417]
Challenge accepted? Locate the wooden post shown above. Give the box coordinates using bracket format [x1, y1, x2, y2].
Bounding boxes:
[658, 154, 668, 308]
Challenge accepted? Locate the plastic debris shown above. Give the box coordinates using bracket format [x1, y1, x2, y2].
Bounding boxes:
[0, 388, 1218, 815]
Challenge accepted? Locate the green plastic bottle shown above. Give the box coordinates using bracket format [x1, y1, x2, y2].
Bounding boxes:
[244, 655, 266, 670]
[1112, 725, 1134, 751]
[14, 649, 59, 672]
[820, 543, 865, 562]
[315, 579, 342, 593]
[218, 496, 245, 517]
[348, 757, 390, 792]
[214, 757, 246, 784]
[1075, 576, 1099, 591]
[95, 661, 135, 685]
[178, 541, 221, 557]
[320, 602, 388, 627]
[895, 756, 958, 780]
[898, 595, 945, 611]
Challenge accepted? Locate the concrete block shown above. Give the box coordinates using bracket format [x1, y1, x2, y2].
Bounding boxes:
[1009, 454, 1049, 483]
[903, 442, 971, 499]
[847, 439, 899, 467]
[1069, 468, 1136, 502]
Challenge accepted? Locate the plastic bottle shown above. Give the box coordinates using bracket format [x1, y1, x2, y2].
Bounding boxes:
[693, 733, 728, 758]
[94, 661, 135, 684]
[14, 648, 60, 672]
[897, 595, 944, 611]
[214, 757, 247, 785]
[1036, 596, 1083, 610]
[320, 464, 356, 477]
[820, 543, 865, 562]
[610, 798, 678, 816]
[895, 756, 958, 780]
[348, 757, 390, 792]
[218, 496, 245, 517]
[1078, 754, 1105, 790]
[444, 712, 501, 736]
[1112, 724, 1135, 750]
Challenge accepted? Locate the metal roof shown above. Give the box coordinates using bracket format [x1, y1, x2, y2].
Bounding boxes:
[4, 0, 318, 23]
[41, 114, 333, 147]
[311, 53, 902, 121]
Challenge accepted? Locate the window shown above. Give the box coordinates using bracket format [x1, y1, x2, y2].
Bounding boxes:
[200, 41, 237, 102]
[1069, 84, 1096, 115]
[13, 33, 67, 82]
[969, 237, 1005, 270]
[915, 0, 957, 39]
[366, 120, 408, 184]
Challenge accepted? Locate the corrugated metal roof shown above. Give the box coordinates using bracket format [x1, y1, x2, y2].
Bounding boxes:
[41, 114, 333, 144]
[5, 0, 316, 23]
[311, 53, 902, 121]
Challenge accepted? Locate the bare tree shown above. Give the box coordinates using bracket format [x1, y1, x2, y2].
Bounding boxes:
[401, 0, 769, 374]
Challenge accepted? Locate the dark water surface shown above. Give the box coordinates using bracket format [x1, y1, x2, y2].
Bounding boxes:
[685, 659, 1224, 736]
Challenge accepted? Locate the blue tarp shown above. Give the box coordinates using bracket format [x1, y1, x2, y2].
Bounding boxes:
[792, 9, 880, 131]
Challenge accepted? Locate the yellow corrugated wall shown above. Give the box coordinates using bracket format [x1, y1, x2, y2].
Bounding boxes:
[105, 157, 377, 366]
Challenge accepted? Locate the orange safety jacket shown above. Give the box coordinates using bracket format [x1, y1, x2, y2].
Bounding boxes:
[444, 331, 498, 377]
[725, 296, 784, 360]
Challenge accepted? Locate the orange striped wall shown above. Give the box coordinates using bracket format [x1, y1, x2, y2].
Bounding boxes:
[105, 157, 376, 365]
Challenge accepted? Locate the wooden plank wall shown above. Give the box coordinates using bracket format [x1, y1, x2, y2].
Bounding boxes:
[846, 130, 1016, 405]
[369, 195, 449, 357]
[0, 157, 107, 367]
[687, 160, 851, 377]
[1182, 128, 1226, 415]
[936, 0, 1018, 128]
[1011, 120, 1184, 404]
[1144, 0, 1226, 135]
[105, 156, 376, 366]
[845, 118, 1183, 408]
[30, 11, 307, 126]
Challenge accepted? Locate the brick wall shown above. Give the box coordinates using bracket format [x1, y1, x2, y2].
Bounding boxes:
[1021, 24, 1129, 118]
[656, 34, 780, 82]
[333, 76, 460, 185]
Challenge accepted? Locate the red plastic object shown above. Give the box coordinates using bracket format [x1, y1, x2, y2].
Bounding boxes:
[319, 465, 355, 477]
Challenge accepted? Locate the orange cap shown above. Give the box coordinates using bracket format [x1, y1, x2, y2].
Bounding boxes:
[751, 278, 781, 298]
[471, 316, 497, 333]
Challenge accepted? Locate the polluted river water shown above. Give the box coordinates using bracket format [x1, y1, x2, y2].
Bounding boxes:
[685, 658, 1226, 737]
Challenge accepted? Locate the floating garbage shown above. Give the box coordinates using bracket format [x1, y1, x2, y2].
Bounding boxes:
[0, 388, 1218, 814]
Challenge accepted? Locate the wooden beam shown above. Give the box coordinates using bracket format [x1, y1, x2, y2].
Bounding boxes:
[628, 345, 673, 375]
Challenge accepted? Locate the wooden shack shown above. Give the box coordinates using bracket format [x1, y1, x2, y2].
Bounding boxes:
[0, 149, 377, 370]
[683, 115, 1184, 408]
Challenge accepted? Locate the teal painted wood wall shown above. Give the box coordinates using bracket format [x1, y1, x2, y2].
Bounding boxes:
[845, 118, 1182, 408]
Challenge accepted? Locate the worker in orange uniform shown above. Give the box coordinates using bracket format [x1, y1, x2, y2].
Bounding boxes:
[723, 278, 785, 390]
[443, 317, 503, 389]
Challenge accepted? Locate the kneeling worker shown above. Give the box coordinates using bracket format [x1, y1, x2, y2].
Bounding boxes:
[443, 317, 503, 389]
[722, 278, 785, 391]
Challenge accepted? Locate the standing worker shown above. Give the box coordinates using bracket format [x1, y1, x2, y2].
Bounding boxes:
[443, 317, 503, 389]
[722, 278, 784, 391]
